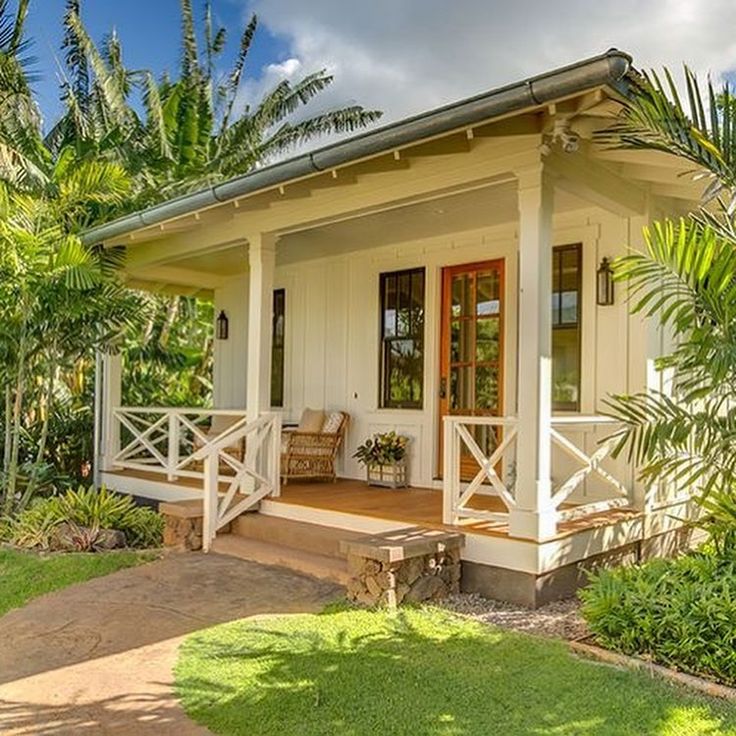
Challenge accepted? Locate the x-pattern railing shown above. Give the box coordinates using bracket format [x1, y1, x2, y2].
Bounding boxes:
[550, 416, 630, 521]
[112, 407, 249, 482]
[196, 412, 282, 551]
[443, 416, 518, 526]
[443, 414, 632, 531]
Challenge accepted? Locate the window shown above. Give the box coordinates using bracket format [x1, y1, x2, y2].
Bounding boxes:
[271, 289, 286, 407]
[379, 268, 425, 409]
[552, 244, 581, 411]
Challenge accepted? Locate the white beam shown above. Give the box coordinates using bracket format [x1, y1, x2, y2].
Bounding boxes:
[100, 352, 122, 472]
[546, 149, 647, 216]
[246, 233, 277, 420]
[509, 163, 557, 541]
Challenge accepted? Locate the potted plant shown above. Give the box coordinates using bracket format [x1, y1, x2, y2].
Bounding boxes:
[353, 431, 409, 489]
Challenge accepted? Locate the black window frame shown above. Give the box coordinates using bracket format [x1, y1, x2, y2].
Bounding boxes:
[379, 267, 425, 409]
[552, 243, 582, 412]
[270, 288, 286, 408]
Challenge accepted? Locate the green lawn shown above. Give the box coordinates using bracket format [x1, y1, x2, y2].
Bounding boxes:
[0, 547, 158, 617]
[175, 606, 736, 736]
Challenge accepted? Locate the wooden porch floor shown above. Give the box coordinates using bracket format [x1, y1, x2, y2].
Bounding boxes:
[274, 479, 640, 540]
[106, 469, 641, 542]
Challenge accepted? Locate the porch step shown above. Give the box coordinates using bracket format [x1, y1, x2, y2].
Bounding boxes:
[231, 513, 366, 559]
[211, 533, 350, 585]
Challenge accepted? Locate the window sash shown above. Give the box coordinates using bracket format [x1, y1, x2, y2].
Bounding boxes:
[380, 268, 425, 409]
[552, 244, 581, 412]
[271, 288, 285, 408]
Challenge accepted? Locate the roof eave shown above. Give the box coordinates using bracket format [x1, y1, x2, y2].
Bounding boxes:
[83, 48, 633, 246]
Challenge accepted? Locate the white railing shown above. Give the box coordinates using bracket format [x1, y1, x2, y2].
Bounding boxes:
[111, 406, 282, 550]
[112, 407, 249, 482]
[197, 412, 282, 551]
[443, 416, 519, 526]
[550, 416, 631, 522]
[442, 414, 632, 532]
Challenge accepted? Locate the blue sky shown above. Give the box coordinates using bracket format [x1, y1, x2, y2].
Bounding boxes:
[21, 0, 736, 136]
[25, 0, 289, 125]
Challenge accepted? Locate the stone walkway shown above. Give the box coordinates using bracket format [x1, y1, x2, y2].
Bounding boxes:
[0, 552, 341, 735]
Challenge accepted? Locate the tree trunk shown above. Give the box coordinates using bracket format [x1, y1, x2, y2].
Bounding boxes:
[20, 356, 55, 510]
[159, 297, 179, 348]
[4, 318, 28, 515]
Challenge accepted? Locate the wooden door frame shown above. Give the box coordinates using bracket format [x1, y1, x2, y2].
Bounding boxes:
[437, 258, 505, 479]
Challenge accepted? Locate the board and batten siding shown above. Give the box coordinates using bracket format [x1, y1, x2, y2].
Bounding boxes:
[212, 204, 656, 501]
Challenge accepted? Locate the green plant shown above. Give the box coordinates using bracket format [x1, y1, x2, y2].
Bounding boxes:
[4, 485, 163, 550]
[598, 69, 736, 550]
[353, 431, 409, 467]
[580, 552, 736, 686]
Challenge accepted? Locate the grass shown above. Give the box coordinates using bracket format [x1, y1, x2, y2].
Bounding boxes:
[175, 606, 736, 736]
[0, 547, 158, 617]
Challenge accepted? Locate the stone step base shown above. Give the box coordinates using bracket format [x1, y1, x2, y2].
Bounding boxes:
[231, 513, 365, 559]
[211, 533, 350, 586]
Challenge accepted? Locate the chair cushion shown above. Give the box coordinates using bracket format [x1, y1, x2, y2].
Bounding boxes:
[298, 408, 325, 433]
[322, 412, 343, 434]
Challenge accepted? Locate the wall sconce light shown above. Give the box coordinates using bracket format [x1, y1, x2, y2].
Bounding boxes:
[216, 310, 229, 340]
[596, 257, 615, 306]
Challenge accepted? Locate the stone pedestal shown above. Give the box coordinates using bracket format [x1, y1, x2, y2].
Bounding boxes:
[159, 500, 205, 551]
[340, 527, 464, 608]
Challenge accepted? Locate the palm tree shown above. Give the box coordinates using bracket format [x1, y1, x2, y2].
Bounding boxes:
[0, 0, 47, 190]
[51, 0, 383, 207]
[0, 143, 141, 513]
[602, 69, 736, 552]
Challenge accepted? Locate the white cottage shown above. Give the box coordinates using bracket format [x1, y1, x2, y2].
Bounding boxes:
[85, 49, 697, 606]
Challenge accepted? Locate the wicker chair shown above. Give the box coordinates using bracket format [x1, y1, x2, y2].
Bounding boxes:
[281, 409, 349, 484]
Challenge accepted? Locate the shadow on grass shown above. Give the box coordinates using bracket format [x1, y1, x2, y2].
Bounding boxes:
[175, 607, 736, 736]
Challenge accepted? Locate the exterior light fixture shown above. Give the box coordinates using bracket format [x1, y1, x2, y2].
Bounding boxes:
[596, 257, 615, 306]
[216, 310, 229, 340]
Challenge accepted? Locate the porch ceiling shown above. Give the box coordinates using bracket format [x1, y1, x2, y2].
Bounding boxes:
[126, 180, 591, 290]
[275, 181, 589, 265]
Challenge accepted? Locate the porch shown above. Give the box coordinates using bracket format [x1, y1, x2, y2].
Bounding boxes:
[98, 405, 642, 544]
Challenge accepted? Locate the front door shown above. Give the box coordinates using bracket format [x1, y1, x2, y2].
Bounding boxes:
[439, 260, 504, 479]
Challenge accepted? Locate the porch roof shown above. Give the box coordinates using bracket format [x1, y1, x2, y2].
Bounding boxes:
[83, 49, 634, 248]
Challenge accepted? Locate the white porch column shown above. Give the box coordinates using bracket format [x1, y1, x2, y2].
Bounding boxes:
[99, 351, 122, 475]
[246, 232, 277, 421]
[509, 164, 557, 541]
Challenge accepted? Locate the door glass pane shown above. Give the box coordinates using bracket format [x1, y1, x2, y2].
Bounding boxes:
[476, 271, 500, 316]
[475, 365, 499, 411]
[476, 319, 500, 362]
[450, 320, 473, 363]
[450, 365, 473, 411]
[451, 274, 472, 317]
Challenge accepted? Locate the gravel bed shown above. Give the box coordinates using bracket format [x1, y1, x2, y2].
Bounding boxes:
[441, 593, 588, 641]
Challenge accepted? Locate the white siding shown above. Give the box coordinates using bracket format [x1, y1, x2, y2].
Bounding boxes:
[266, 204, 652, 492]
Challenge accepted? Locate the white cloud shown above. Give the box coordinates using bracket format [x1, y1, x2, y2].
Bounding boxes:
[233, 0, 736, 126]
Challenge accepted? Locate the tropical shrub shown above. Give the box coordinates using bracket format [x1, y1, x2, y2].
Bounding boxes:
[3, 485, 163, 550]
[580, 552, 736, 685]
[599, 70, 736, 550]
